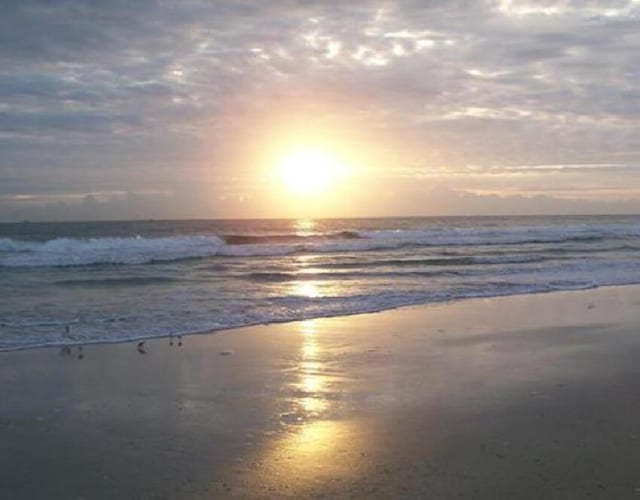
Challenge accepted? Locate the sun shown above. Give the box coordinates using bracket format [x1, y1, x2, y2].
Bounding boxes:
[278, 148, 343, 195]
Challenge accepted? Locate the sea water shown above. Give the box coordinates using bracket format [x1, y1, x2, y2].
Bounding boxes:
[1, 215, 639, 350]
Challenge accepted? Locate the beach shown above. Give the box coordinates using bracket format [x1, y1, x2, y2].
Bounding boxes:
[3, 1, 640, 497]
[2, 284, 640, 498]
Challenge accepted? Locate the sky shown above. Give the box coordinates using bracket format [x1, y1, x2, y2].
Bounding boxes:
[2, 0, 640, 221]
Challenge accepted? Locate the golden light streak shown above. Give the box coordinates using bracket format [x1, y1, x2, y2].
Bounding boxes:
[291, 281, 322, 298]
[297, 320, 327, 414]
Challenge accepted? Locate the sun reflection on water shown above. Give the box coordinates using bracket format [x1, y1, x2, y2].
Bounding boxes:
[279, 419, 350, 463]
[294, 218, 316, 235]
[257, 418, 357, 494]
[242, 314, 368, 496]
[296, 319, 328, 415]
[257, 319, 356, 490]
[291, 280, 322, 298]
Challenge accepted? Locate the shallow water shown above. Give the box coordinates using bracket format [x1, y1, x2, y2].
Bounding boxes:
[1, 215, 639, 350]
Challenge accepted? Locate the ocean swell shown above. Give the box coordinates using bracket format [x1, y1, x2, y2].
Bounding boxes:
[1, 222, 639, 267]
[0, 235, 225, 267]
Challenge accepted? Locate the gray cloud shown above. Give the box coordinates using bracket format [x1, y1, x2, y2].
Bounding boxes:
[2, 0, 640, 220]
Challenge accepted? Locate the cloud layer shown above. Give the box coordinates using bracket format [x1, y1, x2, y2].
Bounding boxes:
[2, 0, 640, 220]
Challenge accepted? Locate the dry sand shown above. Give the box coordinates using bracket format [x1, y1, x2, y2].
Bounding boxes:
[2, 285, 640, 498]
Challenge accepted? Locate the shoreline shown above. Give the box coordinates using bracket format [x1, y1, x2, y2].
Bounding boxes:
[2, 284, 640, 498]
[1, 280, 635, 354]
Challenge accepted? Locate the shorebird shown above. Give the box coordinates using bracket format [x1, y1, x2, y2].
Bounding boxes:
[136, 341, 146, 354]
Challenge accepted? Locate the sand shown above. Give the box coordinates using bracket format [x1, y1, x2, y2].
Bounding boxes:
[2, 285, 640, 499]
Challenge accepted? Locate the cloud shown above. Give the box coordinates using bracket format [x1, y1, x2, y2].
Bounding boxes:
[1, 0, 640, 219]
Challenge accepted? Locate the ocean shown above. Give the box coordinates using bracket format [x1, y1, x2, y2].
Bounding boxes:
[1, 215, 639, 351]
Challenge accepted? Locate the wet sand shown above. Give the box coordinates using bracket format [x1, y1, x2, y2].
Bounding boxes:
[2, 285, 640, 499]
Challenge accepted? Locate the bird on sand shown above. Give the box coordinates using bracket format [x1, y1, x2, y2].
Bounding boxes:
[136, 341, 146, 354]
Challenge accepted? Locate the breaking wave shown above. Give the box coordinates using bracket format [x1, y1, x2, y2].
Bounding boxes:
[0, 235, 225, 267]
[1, 222, 639, 267]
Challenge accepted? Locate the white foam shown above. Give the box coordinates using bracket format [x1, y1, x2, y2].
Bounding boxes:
[360, 222, 640, 246]
[2, 222, 639, 267]
[0, 237, 39, 253]
[1, 235, 225, 267]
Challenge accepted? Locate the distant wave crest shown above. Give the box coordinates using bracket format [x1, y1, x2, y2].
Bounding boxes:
[0, 235, 225, 267]
[221, 230, 361, 245]
[1, 223, 639, 267]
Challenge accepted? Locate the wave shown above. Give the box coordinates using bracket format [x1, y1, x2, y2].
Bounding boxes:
[0, 237, 40, 253]
[1, 279, 613, 352]
[221, 230, 360, 245]
[358, 223, 640, 247]
[322, 254, 545, 269]
[244, 269, 464, 282]
[54, 276, 179, 287]
[0, 319, 77, 328]
[0, 235, 225, 267]
[1, 222, 639, 267]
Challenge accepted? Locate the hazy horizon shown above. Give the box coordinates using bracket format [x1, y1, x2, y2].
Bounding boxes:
[3, 1, 640, 221]
[3, 212, 640, 226]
